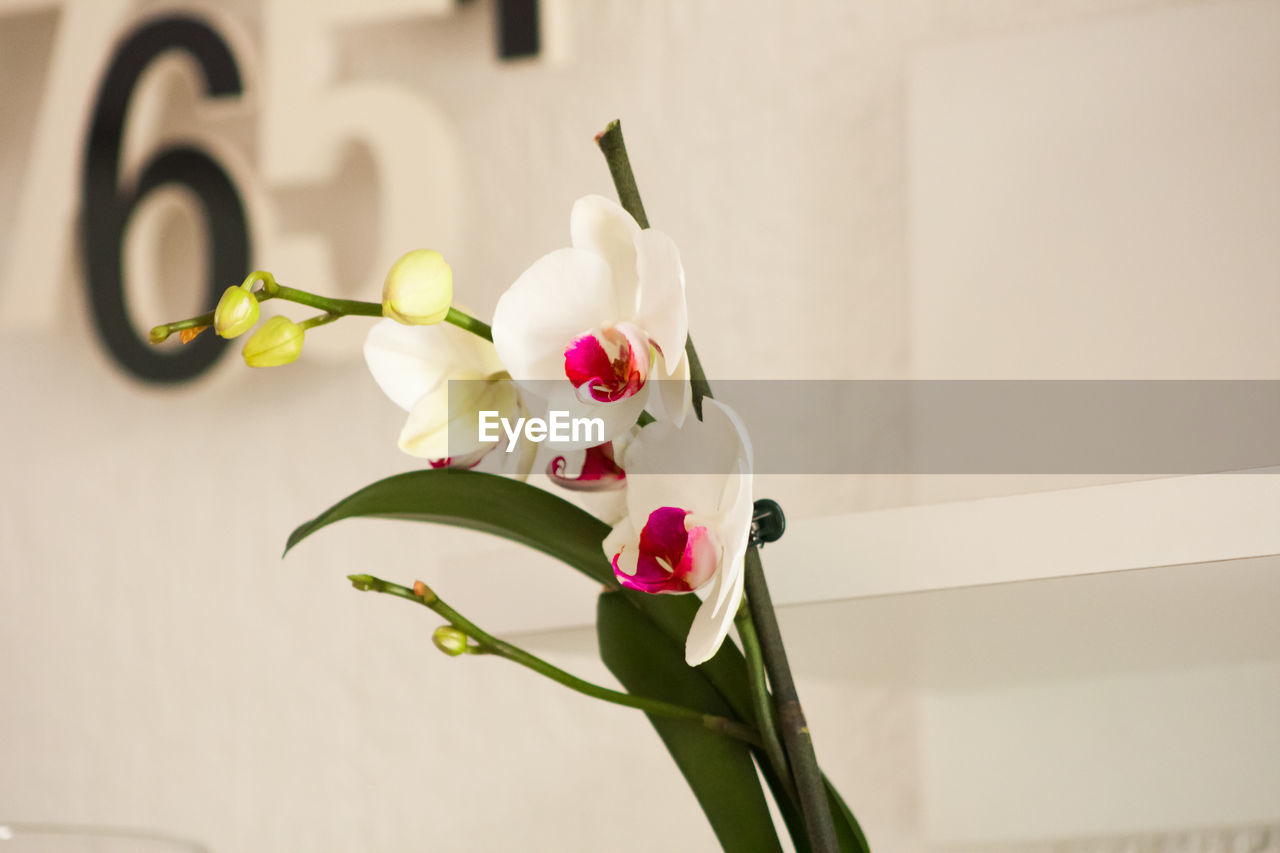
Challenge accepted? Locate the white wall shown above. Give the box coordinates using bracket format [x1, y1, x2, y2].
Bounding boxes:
[2, 0, 1277, 851]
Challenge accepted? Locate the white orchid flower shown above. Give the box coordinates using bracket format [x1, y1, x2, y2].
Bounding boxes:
[492, 195, 692, 447]
[364, 318, 534, 476]
[602, 399, 753, 666]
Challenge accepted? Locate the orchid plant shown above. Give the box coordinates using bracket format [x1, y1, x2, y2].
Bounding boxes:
[151, 121, 868, 853]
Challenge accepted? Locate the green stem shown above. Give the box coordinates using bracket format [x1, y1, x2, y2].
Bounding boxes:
[151, 272, 497, 347]
[445, 306, 493, 342]
[265, 282, 382, 317]
[683, 335, 713, 420]
[595, 120, 649, 228]
[299, 312, 340, 331]
[348, 574, 761, 747]
[596, 118, 840, 852]
[246, 271, 381, 317]
[147, 294, 278, 343]
[743, 549, 838, 852]
[736, 605, 796, 805]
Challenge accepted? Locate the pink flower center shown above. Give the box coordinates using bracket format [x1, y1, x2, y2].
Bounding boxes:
[612, 506, 719, 594]
[564, 323, 649, 403]
[548, 442, 626, 492]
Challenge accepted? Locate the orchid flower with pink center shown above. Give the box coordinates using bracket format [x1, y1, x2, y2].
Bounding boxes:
[363, 318, 535, 477]
[602, 399, 753, 666]
[492, 195, 692, 446]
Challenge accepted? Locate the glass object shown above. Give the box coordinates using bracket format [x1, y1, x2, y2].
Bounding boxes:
[0, 824, 209, 853]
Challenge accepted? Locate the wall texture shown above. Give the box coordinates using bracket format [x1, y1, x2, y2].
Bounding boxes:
[2, 0, 1274, 851]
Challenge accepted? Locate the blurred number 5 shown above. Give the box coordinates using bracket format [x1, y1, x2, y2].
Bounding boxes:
[256, 0, 460, 366]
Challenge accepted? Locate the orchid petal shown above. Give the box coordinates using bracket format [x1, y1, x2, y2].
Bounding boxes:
[711, 457, 753, 616]
[647, 351, 692, 428]
[624, 472, 729, 531]
[632, 227, 687, 370]
[704, 398, 755, 483]
[603, 517, 639, 577]
[684, 456, 752, 665]
[684, 546, 746, 666]
[509, 431, 540, 482]
[703, 402, 754, 622]
[493, 248, 618, 385]
[548, 442, 627, 492]
[624, 399, 751, 517]
[570, 194, 641, 314]
[610, 424, 643, 469]
[364, 319, 500, 412]
[682, 523, 722, 590]
[427, 446, 492, 471]
[398, 373, 520, 461]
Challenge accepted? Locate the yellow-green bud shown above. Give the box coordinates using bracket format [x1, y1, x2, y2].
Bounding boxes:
[214, 286, 261, 338]
[382, 249, 452, 325]
[432, 625, 470, 657]
[242, 315, 304, 367]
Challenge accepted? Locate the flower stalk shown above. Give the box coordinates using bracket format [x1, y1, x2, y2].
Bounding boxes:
[594, 120, 649, 229]
[742, 548, 839, 852]
[596, 118, 840, 852]
[444, 307, 493, 342]
[149, 272, 494, 349]
[150, 305, 259, 343]
[736, 604, 795, 804]
[347, 574, 762, 747]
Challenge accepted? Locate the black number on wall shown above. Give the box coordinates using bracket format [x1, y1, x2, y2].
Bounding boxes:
[82, 15, 249, 384]
[496, 0, 539, 59]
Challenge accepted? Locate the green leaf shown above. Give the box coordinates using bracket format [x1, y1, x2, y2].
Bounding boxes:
[597, 591, 783, 853]
[284, 469, 614, 586]
[825, 774, 871, 853]
[617, 588, 757, 722]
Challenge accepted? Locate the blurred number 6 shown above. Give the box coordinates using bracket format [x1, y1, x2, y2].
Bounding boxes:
[82, 14, 249, 383]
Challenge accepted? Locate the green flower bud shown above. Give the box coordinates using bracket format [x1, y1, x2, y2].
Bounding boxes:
[242, 315, 304, 367]
[432, 625, 470, 657]
[214, 286, 261, 338]
[382, 249, 453, 325]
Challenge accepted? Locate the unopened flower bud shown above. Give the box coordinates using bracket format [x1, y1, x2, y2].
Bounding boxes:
[242, 315, 304, 367]
[382, 249, 452, 325]
[214, 286, 260, 338]
[432, 625, 469, 657]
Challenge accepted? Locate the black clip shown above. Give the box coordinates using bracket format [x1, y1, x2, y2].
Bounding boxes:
[750, 499, 786, 547]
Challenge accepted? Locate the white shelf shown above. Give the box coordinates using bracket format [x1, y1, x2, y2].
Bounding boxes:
[765, 470, 1280, 608]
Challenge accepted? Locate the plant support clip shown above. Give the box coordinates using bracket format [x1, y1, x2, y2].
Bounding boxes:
[750, 498, 786, 547]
